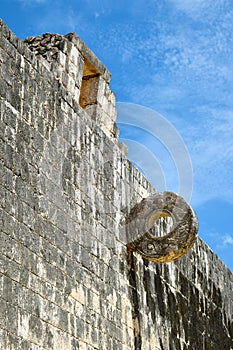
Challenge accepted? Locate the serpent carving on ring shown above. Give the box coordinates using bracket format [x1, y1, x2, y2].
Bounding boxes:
[126, 191, 198, 263]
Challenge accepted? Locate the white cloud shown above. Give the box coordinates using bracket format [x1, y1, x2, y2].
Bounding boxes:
[168, 0, 229, 22]
[217, 234, 233, 248]
[185, 107, 233, 206]
[223, 235, 233, 245]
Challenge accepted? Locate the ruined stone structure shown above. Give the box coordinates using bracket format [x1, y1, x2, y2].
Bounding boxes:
[0, 19, 232, 349]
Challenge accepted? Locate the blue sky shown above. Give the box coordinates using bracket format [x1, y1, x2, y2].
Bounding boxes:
[1, 0, 233, 271]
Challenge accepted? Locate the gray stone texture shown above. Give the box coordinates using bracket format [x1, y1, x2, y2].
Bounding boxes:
[0, 19, 232, 350]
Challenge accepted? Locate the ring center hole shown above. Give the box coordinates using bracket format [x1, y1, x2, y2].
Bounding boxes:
[149, 211, 174, 238]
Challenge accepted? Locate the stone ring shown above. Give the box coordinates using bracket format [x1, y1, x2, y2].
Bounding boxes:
[126, 191, 198, 263]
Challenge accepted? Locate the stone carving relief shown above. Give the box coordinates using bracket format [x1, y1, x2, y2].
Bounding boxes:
[126, 191, 198, 263]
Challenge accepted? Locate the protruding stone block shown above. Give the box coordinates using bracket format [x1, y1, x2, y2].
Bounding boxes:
[25, 31, 118, 141]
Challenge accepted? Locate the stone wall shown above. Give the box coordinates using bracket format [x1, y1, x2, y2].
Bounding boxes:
[0, 19, 232, 350]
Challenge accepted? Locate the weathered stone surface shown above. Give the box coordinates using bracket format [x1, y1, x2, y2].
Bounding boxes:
[0, 19, 233, 349]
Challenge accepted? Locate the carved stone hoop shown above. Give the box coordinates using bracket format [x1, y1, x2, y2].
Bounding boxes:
[126, 191, 198, 263]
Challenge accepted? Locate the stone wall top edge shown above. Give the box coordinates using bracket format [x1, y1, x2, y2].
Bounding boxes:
[0, 18, 56, 81]
[22, 29, 111, 83]
[0, 18, 9, 35]
[0, 19, 111, 89]
[196, 236, 233, 279]
[0, 18, 31, 56]
[64, 32, 111, 83]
